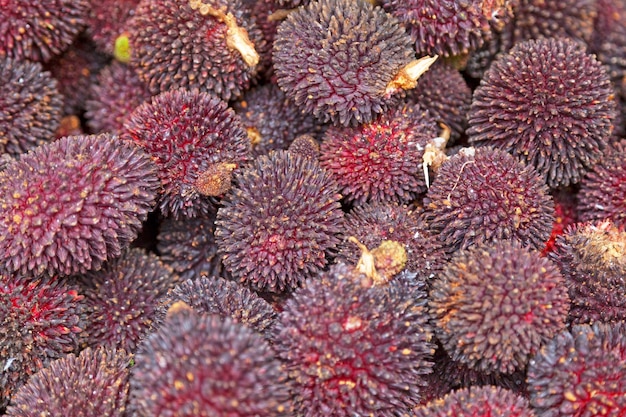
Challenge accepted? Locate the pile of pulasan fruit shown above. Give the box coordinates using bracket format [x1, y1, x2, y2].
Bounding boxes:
[1, 0, 626, 415]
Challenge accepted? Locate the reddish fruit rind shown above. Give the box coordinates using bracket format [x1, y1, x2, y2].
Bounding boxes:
[123, 88, 251, 219]
[527, 322, 626, 417]
[129, 308, 292, 416]
[550, 220, 626, 324]
[5, 347, 131, 417]
[0, 134, 159, 277]
[157, 212, 225, 281]
[0, 275, 85, 409]
[85, 61, 151, 135]
[381, 0, 514, 57]
[413, 385, 536, 417]
[429, 240, 570, 374]
[0, 0, 89, 62]
[215, 150, 343, 293]
[272, 263, 435, 416]
[78, 248, 178, 352]
[422, 147, 554, 255]
[273, 0, 416, 126]
[468, 38, 616, 188]
[233, 83, 324, 156]
[319, 104, 439, 204]
[578, 140, 626, 228]
[160, 276, 276, 335]
[338, 202, 447, 282]
[0, 58, 63, 156]
[128, 0, 263, 101]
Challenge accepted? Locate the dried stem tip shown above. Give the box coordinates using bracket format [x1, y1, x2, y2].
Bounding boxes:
[189, 0, 259, 67]
[268, 8, 293, 22]
[349, 237, 407, 286]
[246, 127, 262, 147]
[580, 220, 626, 268]
[350, 236, 377, 284]
[166, 300, 193, 320]
[194, 162, 237, 196]
[385, 55, 438, 97]
[422, 123, 451, 188]
[372, 240, 407, 280]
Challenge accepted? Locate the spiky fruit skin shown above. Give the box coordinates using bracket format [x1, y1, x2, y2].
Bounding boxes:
[288, 134, 320, 160]
[381, 0, 513, 58]
[273, 0, 415, 127]
[413, 385, 536, 417]
[78, 249, 178, 352]
[0, 134, 159, 278]
[85, 61, 152, 134]
[549, 220, 626, 324]
[85, 0, 141, 54]
[0, 0, 89, 62]
[527, 322, 626, 417]
[466, 0, 597, 82]
[215, 150, 343, 293]
[272, 263, 435, 416]
[610, 98, 626, 138]
[0, 154, 14, 172]
[157, 213, 225, 281]
[590, 0, 626, 110]
[161, 276, 276, 335]
[275, 0, 309, 6]
[464, 33, 509, 80]
[591, 0, 626, 52]
[541, 189, 578, 256]
[467, 38, 616, 188]
[0, 275, 84, 409]
[233, 83, 324, 156]
[319, 104, 439, 204]
[129, 309, 292, 417]
[429, 241, 569, 375]
[405, 61, 472, 142]
[0, 58, 63, 156]
[422, 147, 555, 255]
[511, 0, 597, 45]
[128, 0, 263, 101]
[123, 89, 251, 219]
[423, 345, 528, 404]
[44, 36, 109, 116]
[5, 347, 130, 417]
[578, 141, 626, 228]
[338, 202, 447, 282]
